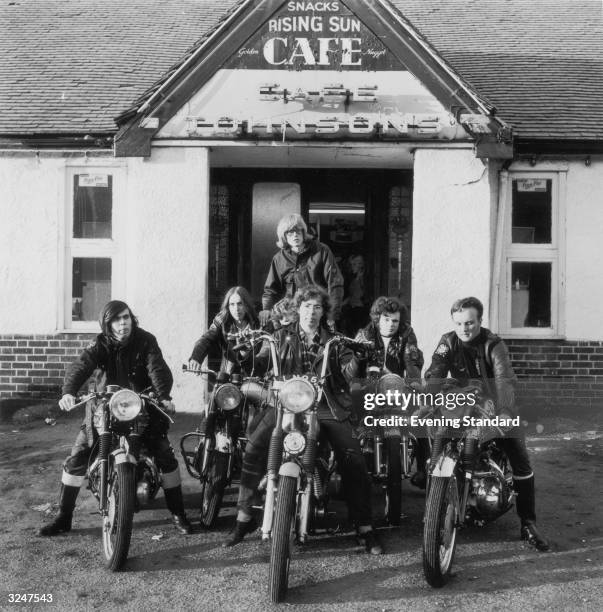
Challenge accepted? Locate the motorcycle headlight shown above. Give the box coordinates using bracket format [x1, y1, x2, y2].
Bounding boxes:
[280, 377, 315, 413]
[214, 383, 243, 411]
[376, 373, 405, 396]
[109, 389, 142, 421]
[283, 431, 306, 456]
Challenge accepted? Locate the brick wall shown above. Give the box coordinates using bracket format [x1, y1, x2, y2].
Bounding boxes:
[2, 334, 603, 417]
[0, 334, 95, 400]
[505, 338, 603, 417]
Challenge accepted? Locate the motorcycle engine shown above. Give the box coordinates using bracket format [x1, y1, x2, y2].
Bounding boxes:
[469, 471, 510, 521]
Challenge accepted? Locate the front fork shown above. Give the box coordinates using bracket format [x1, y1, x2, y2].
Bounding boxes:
[98, 433, 137, 515]
[427, 439, 474, 526]
[297, 412, 319, 543]
[262, 405, 284, 539]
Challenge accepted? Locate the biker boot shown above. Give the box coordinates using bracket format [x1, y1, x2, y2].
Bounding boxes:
[225, 516, 258, 547]
[38, 484, 79, 536]
[514, 476, 550, 552]
[357, 527, 383, 555]
[163, 485, 193, 535]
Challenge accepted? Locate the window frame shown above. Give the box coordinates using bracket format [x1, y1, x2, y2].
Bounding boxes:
[497, 170, 566, 338]
[61, 164, 126, 331]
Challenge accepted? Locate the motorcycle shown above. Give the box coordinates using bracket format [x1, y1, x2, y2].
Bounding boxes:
[357, 366, 421, 526]
[65, 385, 174, 571]
[180, 364, 271, 527]
[422, 381, 515, 587]
[238, 333, 364, 604]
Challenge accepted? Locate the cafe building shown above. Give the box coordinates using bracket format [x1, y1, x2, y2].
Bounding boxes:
[2, 0, 603, 414]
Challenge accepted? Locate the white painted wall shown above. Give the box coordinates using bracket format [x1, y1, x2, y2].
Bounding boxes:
[562, 157, 603, 339]
[4, 146, 603, 409]
[411, 148, 494, 363]
[125, 146, 210, 413]
[0, 155, 63, 333]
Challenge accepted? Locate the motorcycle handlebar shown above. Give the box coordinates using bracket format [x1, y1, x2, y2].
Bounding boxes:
[333, 334, 374, 353]
[181, 364, 217, 377]
[62, 392, 96, 411]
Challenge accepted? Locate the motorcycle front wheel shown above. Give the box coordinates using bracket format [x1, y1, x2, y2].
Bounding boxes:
[103, 461, 136, 571]
[422, 475, 459, 587]
[385, 436, 402, 526]
[200, 450, 230, 528]
[269, 475, 297, 603]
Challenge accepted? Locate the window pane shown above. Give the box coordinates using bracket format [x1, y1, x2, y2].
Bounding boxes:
[72, 258, 112, 321]
[511, 262, 551, 327]
[511, 179, 551, 243]
[73, 174, 112, 238]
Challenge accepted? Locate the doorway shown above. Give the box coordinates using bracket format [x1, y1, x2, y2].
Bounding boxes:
[209, 167, 413, 335]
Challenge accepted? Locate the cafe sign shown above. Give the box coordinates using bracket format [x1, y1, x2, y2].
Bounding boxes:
[155, 2, 471, 142]
[226, 1, 400, 71]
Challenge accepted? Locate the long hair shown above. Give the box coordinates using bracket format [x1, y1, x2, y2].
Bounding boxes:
[369, 296, 409, 326]
[99, 300, 138, 337]
[276, 213, 308, 249]
[219, 286, 259, 327]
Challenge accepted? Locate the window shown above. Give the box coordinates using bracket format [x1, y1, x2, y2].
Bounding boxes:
[498, 172, 565, 336]
[64, 169, 123, 329]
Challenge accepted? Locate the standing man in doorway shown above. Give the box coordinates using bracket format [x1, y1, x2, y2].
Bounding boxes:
[259, 213, 344, 328]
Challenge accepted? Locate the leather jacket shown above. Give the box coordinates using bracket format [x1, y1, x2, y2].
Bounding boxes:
[262, 239, 344, 319]
[257, 323, 361, 421]
[355, 321, 423, 379]
[63, 327, 173, 401]
[425, 328, 517, 415]
[190, 312, 261, 375]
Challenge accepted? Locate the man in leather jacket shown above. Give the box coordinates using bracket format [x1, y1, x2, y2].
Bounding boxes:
[38, 300, 192, 537]
[189, 286, 261, 377]
[355, 296, 431, 490]
[226, 285, 383, 554]
[425, 296, 549, 551]
[259, 214, 344, 326]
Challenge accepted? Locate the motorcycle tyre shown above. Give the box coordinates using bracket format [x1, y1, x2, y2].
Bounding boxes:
[423, 475, 459, 588]
[103, 462, 136, 572]
[269, 475, 297, 604]
[385, 436, 402, 526]
[200, 450, 229, 528]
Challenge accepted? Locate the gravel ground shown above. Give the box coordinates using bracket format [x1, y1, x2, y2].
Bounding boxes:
[0, 411, 602, 611]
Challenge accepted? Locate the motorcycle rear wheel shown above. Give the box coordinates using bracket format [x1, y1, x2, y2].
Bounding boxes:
[200, 450, 230, 528]
[103, 461, 136, 571]
[423, 475, 459, 587]
[385, 436, 402, 526]
[269, 475, 297, 603]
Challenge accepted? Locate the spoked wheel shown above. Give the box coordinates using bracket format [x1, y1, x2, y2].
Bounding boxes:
[269, 475, 297, 603]
[385, 436, 402, 526]
[103, 461, 136, 571]
[200, 450, 229, 528]
[422, 475, 460, 587]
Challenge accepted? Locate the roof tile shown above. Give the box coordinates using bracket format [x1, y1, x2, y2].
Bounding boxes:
[1, 0, 602, 141]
